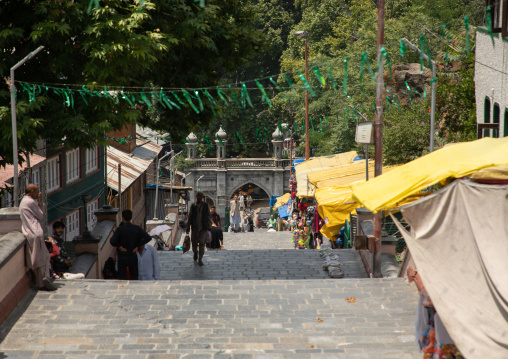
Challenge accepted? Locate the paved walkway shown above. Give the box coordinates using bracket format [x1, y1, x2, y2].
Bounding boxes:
[0, 230, 420, 358]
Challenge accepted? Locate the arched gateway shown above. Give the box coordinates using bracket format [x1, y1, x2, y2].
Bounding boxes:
[184, 125, 292, 228]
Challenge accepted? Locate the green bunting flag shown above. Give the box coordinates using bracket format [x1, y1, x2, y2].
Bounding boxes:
[181, 89, 200, 114]
[342, 57, 349, 96]
[87, 0, 99, 14]
[319, 117, 323, 132]
[241, 83, 253, 108]
[263, 127, 268, 142]
[297, 71, 317, 97]
[441, 25, 450, 63]
[359, 52, 375, 84]
[217, 86, 230, 105]
[216, 134, 224, 146]
[204, 135, 212, 149]
[256, 81, 272, 107]
[380, 47, 392, 81]
[193, 90, 204, 112]
[202, 89, 216, 115]
[313, 67, 326, 86]
[283, 74, 297, 96]
[486, 7, 494, 44]
[236, 131, 244, 144]
[400, 40, 405, 59]
[419, 34, 433, 74]
[228, 85, 240, 107]
[278, 123, 284, 139]
[172, 92, 186, 106]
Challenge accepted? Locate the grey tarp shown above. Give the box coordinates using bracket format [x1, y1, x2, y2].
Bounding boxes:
[392, 179, 508, 358]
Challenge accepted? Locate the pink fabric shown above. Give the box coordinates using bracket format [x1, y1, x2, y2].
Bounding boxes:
[19, 195, 49, 282]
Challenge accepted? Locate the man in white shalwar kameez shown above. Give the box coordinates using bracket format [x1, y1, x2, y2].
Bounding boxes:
[19, 184, 56, 291]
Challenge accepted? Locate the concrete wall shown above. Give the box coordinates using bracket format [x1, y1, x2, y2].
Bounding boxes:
[475, 28, 508, 137]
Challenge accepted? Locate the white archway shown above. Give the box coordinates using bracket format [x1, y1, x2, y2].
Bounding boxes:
[227, 180, 272, 201]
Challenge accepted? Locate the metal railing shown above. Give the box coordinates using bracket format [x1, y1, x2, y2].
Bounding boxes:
[190, 158, 291, 169]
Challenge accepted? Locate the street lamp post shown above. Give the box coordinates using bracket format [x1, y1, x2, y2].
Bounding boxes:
[196, 175, 205, 191]
[10, 45, 44, 206]
[153, 151, 172, 220]
[295, 31, 310, 160]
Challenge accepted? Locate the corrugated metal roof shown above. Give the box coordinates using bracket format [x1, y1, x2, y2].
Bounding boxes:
[107, 138, 162, 192]
[0, 154, 46, 188]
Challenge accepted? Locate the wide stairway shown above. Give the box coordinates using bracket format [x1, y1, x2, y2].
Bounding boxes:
[0, 231, 420, 358]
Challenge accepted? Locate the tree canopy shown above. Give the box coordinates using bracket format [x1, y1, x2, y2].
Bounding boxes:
[0, 0, 263, 166]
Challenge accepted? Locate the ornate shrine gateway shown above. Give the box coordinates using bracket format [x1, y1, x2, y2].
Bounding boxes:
[184, 126, 292, 219]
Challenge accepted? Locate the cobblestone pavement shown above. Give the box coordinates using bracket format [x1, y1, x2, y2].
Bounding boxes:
[0, 230, 420, 358]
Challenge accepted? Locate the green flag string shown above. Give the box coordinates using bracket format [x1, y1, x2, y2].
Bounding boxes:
[241, 83, 253, 108]
[256, 81, 272, 107]
[78, 90, 88, 105]
[87, 0, 99, 14]
[312, 67, 326, 86]
[283, 74, 297, 96]
[419, 34, 433, 74]
[297, 71, 317, 97]
[140, 92, 152, 109]
[172, 92, 186, 106]
[342, 57, 349, 96]
[193, 90, 204, 112]
[121, 92, 136, 108]
[359, 52, 375, 85]
[278, 123, 284, 139]
[263, 126, 268, 142]
[162, 92, 180, 109]
[216, 134, 224, 146]
[204, 135, 212, 149]
[228, 85, 240, 107]
[319, 117, 323, 132]
[400, 40, 405, 59]
[236, 131, 244, 144]
[344, 109, 349, 125]
[441, 25, 450, 63]
[380, 47, 392, 81]
[217, 86, 230, 105]
[181, 89, 200, 114]
[202, 89, 217, 115]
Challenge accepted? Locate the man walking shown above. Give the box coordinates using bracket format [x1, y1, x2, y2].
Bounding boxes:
[110, 209, 152, 280]
[137, 243, 160, 280]
[186, 191, 210, 266]
[20, 184, 56, 291]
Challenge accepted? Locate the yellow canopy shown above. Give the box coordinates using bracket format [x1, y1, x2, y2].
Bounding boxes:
[272, 193, 291, 209]
[295, 151, 358, 198]
[308, 160, 375, 188]
[352, 137, 508, 213]
[315, 186, 358, 239]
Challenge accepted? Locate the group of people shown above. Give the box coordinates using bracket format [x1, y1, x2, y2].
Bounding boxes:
[229, 193, 254, 232]
[109, 209, 160, 280]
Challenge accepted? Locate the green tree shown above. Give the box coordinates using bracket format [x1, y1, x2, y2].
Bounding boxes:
[0, 0, 262, 166]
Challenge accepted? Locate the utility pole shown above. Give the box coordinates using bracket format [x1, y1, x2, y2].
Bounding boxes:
[373, 0, 385, 278]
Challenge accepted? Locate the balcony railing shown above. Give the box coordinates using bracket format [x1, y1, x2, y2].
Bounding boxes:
[189, 158, 291, 169]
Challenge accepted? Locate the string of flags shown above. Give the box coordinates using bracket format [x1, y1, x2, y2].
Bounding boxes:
[17, 14, 479, 148]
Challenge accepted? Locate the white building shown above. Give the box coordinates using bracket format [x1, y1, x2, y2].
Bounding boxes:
[474, 1, 508, 138]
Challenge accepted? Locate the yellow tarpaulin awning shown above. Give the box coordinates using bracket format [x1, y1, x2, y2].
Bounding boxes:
[295, 151, 358, 198]
[351, 137, 508, 213]
[315, 186, 358, 239]
[272, 193, 291, 210]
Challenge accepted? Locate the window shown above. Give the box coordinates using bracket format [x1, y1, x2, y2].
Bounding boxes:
[66, 148, 80, 184]
[32, 168, 40, 187]
[484, 97, 491, 138]
[493, 103, 500, 137]
[504, 109, 508, 137]
[85, 146, 98, 174]
[47, 156, 61, 193]
[66, 209, 80, 241]
[86, 198, 99, 231]
[5, 190, 13, 208]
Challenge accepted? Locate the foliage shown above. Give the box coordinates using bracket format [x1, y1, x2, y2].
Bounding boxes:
[0, 0, 262, 166]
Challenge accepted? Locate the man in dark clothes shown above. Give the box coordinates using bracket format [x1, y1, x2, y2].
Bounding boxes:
[206, 219, 224, 250]
[185, 191, 210, 266]
[110, 209, 152, 280]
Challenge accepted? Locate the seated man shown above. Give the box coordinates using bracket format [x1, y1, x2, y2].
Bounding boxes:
[267, 224, 277, 233]
[137, 243, 160, 280]
[48, 221, 72, 275]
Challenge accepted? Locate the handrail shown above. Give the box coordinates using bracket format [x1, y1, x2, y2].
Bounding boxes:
[189, 158, 291, 169]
